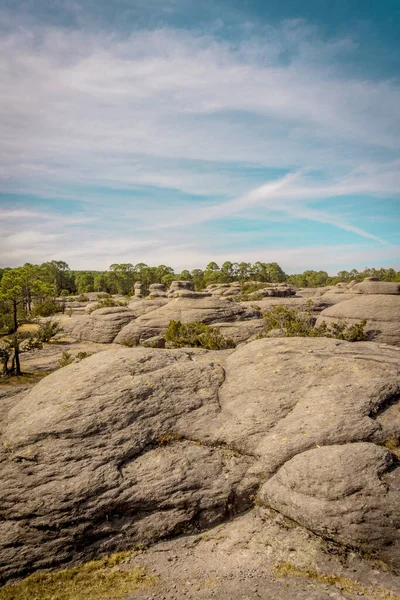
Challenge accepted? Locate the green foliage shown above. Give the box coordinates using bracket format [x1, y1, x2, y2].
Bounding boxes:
[58, 351, 74, 368]
[0, 332, 43, 376]
[121, 338, 138, 347]
[36, 320, 64, 343]
[316, 319, 368, 342]
[76, 294, 90, 302]
[262, 305, 316, 337]
[60, 289, 70, 296]
[260, 305, 368, 342]
[165, 320, 236, 350]
[88, 298, 127, 313]
[32, 298, 60, 317]
[75, 351, 92, 361]
[57, 350, 92, 368]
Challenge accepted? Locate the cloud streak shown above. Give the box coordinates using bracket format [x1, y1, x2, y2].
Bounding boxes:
[0, 11, 399, 270]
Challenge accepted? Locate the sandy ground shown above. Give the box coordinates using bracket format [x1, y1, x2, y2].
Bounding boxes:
[116, 509, 400, 600]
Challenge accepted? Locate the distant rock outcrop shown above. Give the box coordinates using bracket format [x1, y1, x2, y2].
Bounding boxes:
[63, 306, 136, 343]
[115, 296, 259, 345]
[350, 279, 400, 295]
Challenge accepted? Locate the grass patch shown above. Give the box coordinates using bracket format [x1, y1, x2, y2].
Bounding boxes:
[273, 563, 400, 599]
[384, 438, 400, 459]
[0, 552, 157, 600]
[0, 371, 53, 387]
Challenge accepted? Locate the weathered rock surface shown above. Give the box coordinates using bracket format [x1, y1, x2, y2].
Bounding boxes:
[62, 306, 136, 343]
[1, 338, 399, 582]
[115, 297, 259, 344]
[260, 443, 400, 569]
[350, 279, 400, 295]
[212, 319, 265, 344]
[127, 297, 170, 314]
[316, 294, 400, 346]
[148, 283, 167, 297]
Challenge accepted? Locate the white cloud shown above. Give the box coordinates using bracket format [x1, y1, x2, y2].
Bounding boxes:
[0, 20, 399, 198]
[0, 15, 399, 269]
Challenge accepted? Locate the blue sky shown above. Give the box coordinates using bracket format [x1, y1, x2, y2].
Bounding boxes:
[0, 0, 399, 273]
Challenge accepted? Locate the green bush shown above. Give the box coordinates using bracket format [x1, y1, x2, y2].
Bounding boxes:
[60, 289, 69, 296]
[32, 299, 60, 317]
[37, 320, 64, 342]
[88, 298, 127, 313]
[75, 351, 92, 361]
[77, 294, 90, 302]
[165, 320, 236, 350]
[57, 351, 74, 368]
[260, 305, 368, 342]
[121, 338, 138, 347]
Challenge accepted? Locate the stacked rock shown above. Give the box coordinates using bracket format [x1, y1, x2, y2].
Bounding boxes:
[134, 281, 144, 298]
[148, 283, 167, 298]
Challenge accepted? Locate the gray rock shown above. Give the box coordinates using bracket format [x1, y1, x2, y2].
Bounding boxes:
[316, 294, 400, 346]
[0, 348, 256, 582]
[134, 281, 144, 297]
[212, 320, 265, 344]
[115, 297, 259, 345]
[148, 283, 167, 297]
[1, 337, 399, 582]
[351, 279, 400, 295]
[259, 443, 400, 569]
[63, 306, 136, 343]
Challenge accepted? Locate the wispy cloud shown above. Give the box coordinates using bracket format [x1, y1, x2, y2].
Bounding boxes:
[0, 11, 399, 270]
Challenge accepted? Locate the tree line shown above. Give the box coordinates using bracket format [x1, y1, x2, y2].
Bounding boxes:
[1, 260, 399, 303]
[0, 260, 398, 376]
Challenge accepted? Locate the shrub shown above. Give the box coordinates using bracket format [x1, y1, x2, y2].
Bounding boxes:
[121, 338, 137, 347]
[260, 305, 368, 342]
[77, 294, 90, 302]
[37, 320, 64, 343]
[75, 351, 92, 361]
[316, 319, 368, 342]
[57, 351, 74, 368]
[165, 320, 236, 350]
[60, 289, 69, 296]
[33, 299, 60, 317]
[88, 298, 128, 313]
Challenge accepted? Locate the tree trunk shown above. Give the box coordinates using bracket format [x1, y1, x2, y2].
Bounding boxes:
[14, 346, 21, 376]
[12, 300, 18, 333]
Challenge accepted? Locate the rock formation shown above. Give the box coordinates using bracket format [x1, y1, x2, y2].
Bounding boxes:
[134, 281, 144, 298]
[1, 337, 399, 582]
[316, 294, 400, 346]
[114, 296, 259, 345]
[63, 306, 136, 343]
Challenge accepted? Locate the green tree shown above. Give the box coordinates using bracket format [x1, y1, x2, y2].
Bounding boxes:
[0, 266, 53, 332]
[108, 263, 135, 295]
[75, 272, 95, 293]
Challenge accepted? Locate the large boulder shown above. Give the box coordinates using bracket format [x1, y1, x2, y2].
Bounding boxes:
[0, 348, 255, 583]
[259, 443, 399, 568]
[316, 294, 400, 346]
[1, 338, 399, 582]
[115, 297, 259, 344]
[63, 306, 136, 343]
[127, 297, 170, 314]
[351, 279, 400, 295]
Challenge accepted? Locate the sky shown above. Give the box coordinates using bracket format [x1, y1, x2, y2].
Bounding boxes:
[0, 0, 399, 274]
